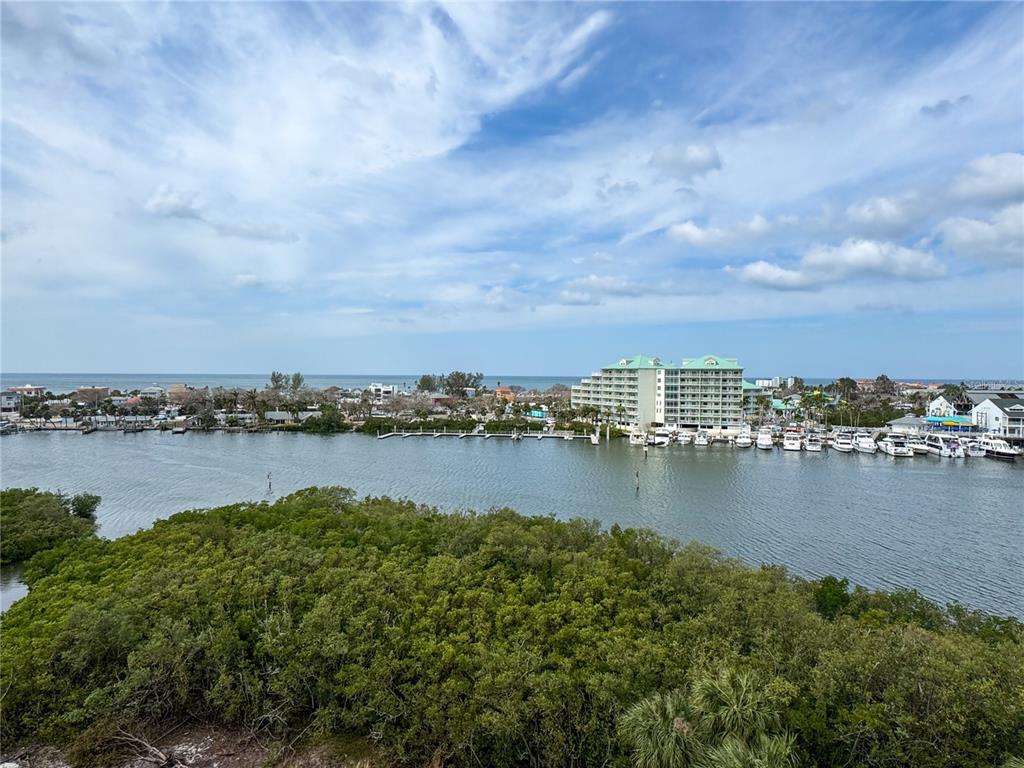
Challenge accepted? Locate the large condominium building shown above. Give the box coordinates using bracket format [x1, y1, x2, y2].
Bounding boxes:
[570, 355, 668, 427]
[572, 353, 745, 429]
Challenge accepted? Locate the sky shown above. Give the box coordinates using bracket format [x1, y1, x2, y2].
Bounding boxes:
[2, 2, 1023, 379]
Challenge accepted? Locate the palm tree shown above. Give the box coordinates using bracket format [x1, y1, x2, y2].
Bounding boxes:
[619, 689, 703, 768]
[691, 669, 780, 742]
[701, 734, 796, 768]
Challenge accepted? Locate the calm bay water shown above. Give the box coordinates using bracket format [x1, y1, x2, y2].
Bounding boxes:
[1, 431, 1021, 615]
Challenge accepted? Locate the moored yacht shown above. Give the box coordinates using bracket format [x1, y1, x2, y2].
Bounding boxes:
[694, 430, 710, 447]
[878, 434, 914, 457]
[676, 432, 692, 445]
[782, 431, 802, 451]
[978, 434, 1020, 461]
[958, 436, 986, 458]
[831, 431, 854, 453]
[905, 435, 928, 454]
[734, 427, 752, 448]
[628, 430, 646, 446]
[804, 432, 823, 452]
[924, 433, 965, 458]
[755, 427, 774, 450]
[853, 431, 878, 453]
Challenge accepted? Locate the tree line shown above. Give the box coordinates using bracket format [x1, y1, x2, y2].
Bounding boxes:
[1, 487, 1020, 767]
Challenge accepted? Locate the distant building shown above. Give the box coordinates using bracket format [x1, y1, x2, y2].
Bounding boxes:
[571, 353, 745, 429]
[494, 386, 516, 402]
[367, 383, 397, 403]
[754, 376, 795, 390]
[8, 384, 46, 397]
[1, 391, 22, 414]
[75, 386, 110, 403]
[742, 380, 764, 418]
[572, 354, 669, 427]
[139, 385, 166, 399]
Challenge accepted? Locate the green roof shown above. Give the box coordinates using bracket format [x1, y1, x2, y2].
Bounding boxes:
[604, 354, 673, 370]
[680, 354, 741, 370]
[742, 380, 762, 391]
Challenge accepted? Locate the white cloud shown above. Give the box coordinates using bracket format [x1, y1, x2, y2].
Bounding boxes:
[939, 204, 1024, 266]
[667, 214, 773, 248]
[949, 153, 1024, 205]
[648, 143, 721, 181]
[845, 194, 921, 237]
[729, 238, 945, 290]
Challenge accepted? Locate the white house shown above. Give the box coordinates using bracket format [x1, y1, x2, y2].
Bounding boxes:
[927, 395, 956, 418]
[1, 391, 22, 414]
[139, 385, 166, 399]
[367, 383, 397, 403]
[972, 398, 1024, 438]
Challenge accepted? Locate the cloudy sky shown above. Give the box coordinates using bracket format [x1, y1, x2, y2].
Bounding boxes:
[2, 2, 1022, 378]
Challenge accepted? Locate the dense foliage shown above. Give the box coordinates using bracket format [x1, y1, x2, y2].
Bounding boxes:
[1, 487, 1020, 767]
[0, 488, 99, 563]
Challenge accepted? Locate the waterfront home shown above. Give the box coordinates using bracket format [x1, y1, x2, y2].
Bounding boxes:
[494, 386, 517, 402]
[8, 384, 46, 397]
[1, 391, 22, 414]
[972, 398, 1024, 439]
[215, 412, 259, 427]
[927, 395, 956, 417]
[368, 383, 397, 403]
[264, 410, 320, 424]
[139, 385, 166, 399]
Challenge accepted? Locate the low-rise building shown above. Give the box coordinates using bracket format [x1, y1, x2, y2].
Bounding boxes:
[8, 384, 46, 397]
[1, 391, 22, 414]
[927, 395, 956, 417]
[139, 385, 166, 399]
[368, 383, 397, 403]
[494, 386, 516, 402]
[972, 398, 1024, 438]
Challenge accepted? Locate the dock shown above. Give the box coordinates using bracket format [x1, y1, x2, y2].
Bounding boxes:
[377, 428, 581, 441]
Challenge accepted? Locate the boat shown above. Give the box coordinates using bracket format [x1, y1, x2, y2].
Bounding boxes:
[831, 430, 854, 453]
[694, 430, 709, 447]
[590, 432, 600, 446]
[804, 432, 823, 452]
[925, 433, 966, 458]
[878, 435, 914, 457]
[978, 434, 1020, 461]
[647, 434, 670, 446]
[853, 431, 877, 453]
[755, 427, 774, 450]
[676, 432, 692, 445]
[171, 425, 187, 434]
[734, 427, 752, 448]
[906, 435, 929, 454]
[628, 430, 646, 446]
[957, 436, 985, 458]
[782, 431, 802, 451]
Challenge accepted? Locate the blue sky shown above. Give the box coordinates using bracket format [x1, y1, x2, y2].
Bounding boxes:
[2, 2, 1022, 379]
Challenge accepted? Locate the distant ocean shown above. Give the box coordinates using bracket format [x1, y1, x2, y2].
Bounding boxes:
[0, 373, 581, 394]
[2, 372, 1017, 395]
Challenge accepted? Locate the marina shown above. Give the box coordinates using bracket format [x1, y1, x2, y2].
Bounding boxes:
[1, 429, 1021, 616]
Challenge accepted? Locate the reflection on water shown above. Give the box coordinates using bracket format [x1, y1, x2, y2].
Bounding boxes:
[1, 431, 1021, 615]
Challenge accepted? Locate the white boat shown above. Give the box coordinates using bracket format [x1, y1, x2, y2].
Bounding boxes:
[958, 436, 986, 458]
[694, 430, 710, 447]
[853, 431, 877, 453]
[925, 433, 965, 458]
[734, 427, 752, 448]
[782, 431, 802, 451]
[676, 432, 692, 445]
[647, 434, 670, 447]
[755, 427, 774, 450]
[628, 430, 646, 446]
[804, 432, 823, 452]
[171, 426, 187, 434]
[831, 431, 854, 453]
[590, 432, 600, 446]
[978, 434, 1019, 461]
[906, 435, 929, 454]
[878, 435, 914, 457]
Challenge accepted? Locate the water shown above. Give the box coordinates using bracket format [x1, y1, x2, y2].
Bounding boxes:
[1, 431, 1021, 616]
[0, 372, 579, 394]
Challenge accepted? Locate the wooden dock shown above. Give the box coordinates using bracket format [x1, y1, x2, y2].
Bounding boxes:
[377, 428, 581, 441]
